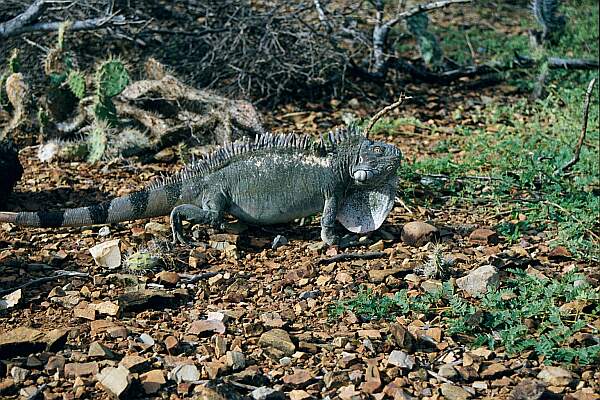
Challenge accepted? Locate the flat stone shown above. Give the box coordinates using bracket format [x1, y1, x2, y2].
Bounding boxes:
[139, 333, 155, 346]
[456, 265, 499, 296]
[204, 361, 225, 379]
[388, 350, 414, 370]
[119, 355, 150, 373]
[188, 319, 226, 335]
[468, 228, 498, 244]
[157, 271, 180, 286]
[0, 378, 16, 396]
[89, 239, 121, 269]
[537, 366, 573, 386]
[90, 320, 117, 335]
[480, 363, 508, 378]
[164, 336, 179, 353]
[421, 279, 443, 294]
[10, 366, 29, 383]
[368, 266, 408, 283]
[45, 355, 65, 372]
[140, 369, 166, 394]
[271, 235, 288, 250]
[118, 289, 188, 312]
[92, 301, 120, 316]
[64, 362, 99, 378]
[169, 364, 200, 383]
[226, 351, 246, 371]
[438, 364, 459, 380]
[251, 386, 283, 400]
[97, 365, 132, 399]
[26, 355, 42, 368]
[389, 323, 415, 352]
[401, 221, 438, 246]
[44, 327, 70, 352]
[145, 222, 170, 235]
[441, 383, 472, 400]
[88, 341, 114, 359]
[258, 329, 296, 356]
[0, 327, 45, 358]
[510, 379, 546, 400]
[282, 368, 313, 386]
[74, 306, 96, 321]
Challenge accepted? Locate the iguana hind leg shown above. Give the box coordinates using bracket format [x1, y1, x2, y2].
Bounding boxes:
[170, 204, 223, 245]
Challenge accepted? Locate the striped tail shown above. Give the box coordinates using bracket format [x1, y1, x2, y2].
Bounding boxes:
[0, 185, 182, 228]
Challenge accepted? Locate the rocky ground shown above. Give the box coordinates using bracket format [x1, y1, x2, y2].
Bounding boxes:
[0, 85, 599, 399]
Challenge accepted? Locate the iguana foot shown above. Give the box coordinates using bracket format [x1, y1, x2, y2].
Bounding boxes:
[170, 204, 222, 246]
[321, 226, 339, 246]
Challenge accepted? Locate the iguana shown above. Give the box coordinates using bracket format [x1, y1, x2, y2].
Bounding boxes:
[0, 127, 402, 245]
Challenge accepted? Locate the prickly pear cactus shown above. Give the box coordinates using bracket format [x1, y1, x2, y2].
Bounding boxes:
[67, 70, 86, 99]
[93, 59, 129, 125]
[95, 59, 129, 98]
[86, 123, 108, 163]
[124, 250, 165, 275]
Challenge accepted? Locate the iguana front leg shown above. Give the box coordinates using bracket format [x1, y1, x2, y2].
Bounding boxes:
[321, 196, 339, 245]
[170, 204, 223, 245]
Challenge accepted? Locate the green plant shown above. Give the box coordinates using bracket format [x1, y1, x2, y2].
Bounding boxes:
[331, 269, 600, 365]
[86, 123, 108, 163]
[93, 58, 129, 125]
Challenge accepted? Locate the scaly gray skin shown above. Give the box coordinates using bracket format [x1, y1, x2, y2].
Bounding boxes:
[0, 127, 402, 245]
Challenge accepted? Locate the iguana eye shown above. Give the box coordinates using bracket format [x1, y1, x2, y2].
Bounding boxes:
[373, 146, 383, 154]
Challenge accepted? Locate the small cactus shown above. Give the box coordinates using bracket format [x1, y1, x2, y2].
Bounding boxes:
[124, 249, 165, 275]
[93, 59, 129, 125]
[86, 122, 109, 163]
[67, 70, 86, 99]
[416, 244, 453, 279]
[95, 59, 129, 98]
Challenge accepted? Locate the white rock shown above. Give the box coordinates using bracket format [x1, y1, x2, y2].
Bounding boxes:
[169, 364, 200, 383]
[89, 239, 121, 269]
[388, 350, 415, 370]
[456, 265, 499, 296]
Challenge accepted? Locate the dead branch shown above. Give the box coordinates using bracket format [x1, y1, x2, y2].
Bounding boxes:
[0, 0, 45, 38]
[364, 94, 411, 138]
[380, 55, 599, 84]
[0, 0, 129, 38]
[559, 78, 597, 174]
[7, 14, 127, 36]
[0, 270, 90, 296]
[386, 0, 472, 29]
[370, 0, 471, 75]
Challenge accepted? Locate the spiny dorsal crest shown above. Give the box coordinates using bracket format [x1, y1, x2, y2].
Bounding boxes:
[148, 126, 364, 189]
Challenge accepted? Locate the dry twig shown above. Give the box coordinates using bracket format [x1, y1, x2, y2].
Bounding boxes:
[559, 78, 597, 174]
[0, 270, 90, 296]
[364, 94, 411, 138]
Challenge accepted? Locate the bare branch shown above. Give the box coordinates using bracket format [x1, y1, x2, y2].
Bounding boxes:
[0, 0, 46, 38]
[365, 94, 411, 138]
[370, 0, 471, 75]
[0, 270, 90, 296]
[7, 14, 126, 36]
[386, 0, 472, 28]
[559, 78, 597, 174]
[0, 1, 130, 38]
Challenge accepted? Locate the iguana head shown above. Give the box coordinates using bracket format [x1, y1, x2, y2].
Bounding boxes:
[351, 139, 403, 186]
[337, 138, 402, 234]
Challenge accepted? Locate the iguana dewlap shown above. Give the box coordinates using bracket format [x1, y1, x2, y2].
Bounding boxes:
[0, 128, 402, 245]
